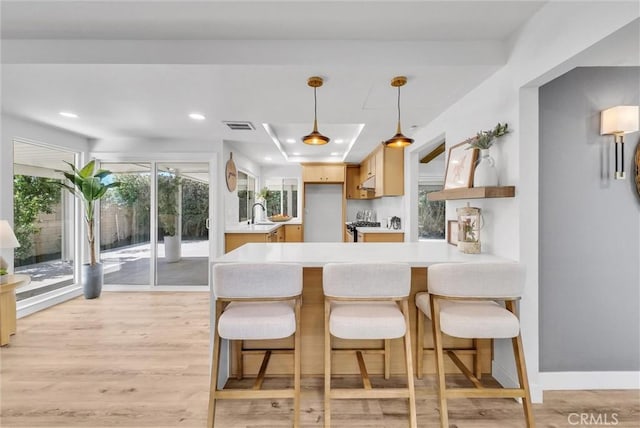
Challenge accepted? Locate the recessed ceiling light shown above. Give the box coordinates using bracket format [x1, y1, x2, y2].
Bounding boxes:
[286, 138, 296, 144]
[330, 152, 340, 156]
[292, 152, 301, 156]
[335, 139, 344, 144]
[264, 156, 272, 161]
[59, 111, 78, 118]
[189, 113, 206, 120]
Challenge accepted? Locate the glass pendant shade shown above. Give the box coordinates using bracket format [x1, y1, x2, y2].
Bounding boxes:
[385, 76, 413, 148]
[303, 77, 330, 145]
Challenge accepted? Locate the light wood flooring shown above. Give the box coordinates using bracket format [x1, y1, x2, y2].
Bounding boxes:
[1, 292, 638, 427]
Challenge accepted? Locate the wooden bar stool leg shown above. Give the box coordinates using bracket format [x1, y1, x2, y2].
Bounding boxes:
[416, 309, 424, 379]
[294, 299, 301, 428]
[401, 301, 417, 428]
[473, 338, 482, 380]
[207, 303, 223, 428]
[235, 340, 244, 380]
[430, 297, 449, 428]
[323, 300, 331, 428]
[384, 339, 391, 380]
[506, 301, 535, 428]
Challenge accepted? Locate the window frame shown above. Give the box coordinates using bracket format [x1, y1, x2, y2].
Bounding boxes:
[237, 170, 257, 223]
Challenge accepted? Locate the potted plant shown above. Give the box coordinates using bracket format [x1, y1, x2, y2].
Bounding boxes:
[0, 267, 8, 284]
[57, 160, 120, 299]
[468, 122, 509, 187]
[158, 173, 182, 263]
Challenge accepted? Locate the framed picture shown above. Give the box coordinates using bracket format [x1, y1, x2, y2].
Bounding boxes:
[447, 220, 458, 246]
[444, 141, 478, 189]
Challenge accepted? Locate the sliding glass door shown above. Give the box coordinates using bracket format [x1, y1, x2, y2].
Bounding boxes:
[156, 163, 209, 286]
[100, 163, 152, 285]
[13, 141, 77, 300]
[99, 161, 209, 286]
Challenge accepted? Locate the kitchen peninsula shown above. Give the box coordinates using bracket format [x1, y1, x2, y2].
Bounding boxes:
[212, 241, 511, 383]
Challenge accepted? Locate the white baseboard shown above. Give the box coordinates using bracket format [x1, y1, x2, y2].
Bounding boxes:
[17, 285, 83, 318]
[103, 284, 209, 292]
[493, 361, 543, 403]
[540, 371, 640, 390]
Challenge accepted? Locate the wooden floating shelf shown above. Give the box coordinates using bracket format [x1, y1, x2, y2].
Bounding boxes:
[427, 186, 516, 201]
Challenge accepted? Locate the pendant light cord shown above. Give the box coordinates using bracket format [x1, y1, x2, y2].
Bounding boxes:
[398, 86, 402, 123]
[314, 87, 318, 121]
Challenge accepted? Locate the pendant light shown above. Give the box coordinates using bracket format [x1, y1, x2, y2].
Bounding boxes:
[302, 76, 330, 145]
[385, 76, 413, 148]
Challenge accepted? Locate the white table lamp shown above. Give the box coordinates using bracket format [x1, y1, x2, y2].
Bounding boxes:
[0, 220, 21, 276]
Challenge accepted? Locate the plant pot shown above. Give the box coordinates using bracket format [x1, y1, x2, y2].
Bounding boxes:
[473, 149, 499, 187]
[164, 235, 182, 263]
[81, 263, 103, 299]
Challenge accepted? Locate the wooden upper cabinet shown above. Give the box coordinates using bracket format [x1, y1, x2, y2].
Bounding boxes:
[357, 144, 404, 198]
[302, 163, 345, 183]
[346, 165, 369, 199]
[376, 145, 404, 197]
[359, 154, 376, 185]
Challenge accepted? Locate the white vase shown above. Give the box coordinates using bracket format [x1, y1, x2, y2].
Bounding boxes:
[164, 235, 182, 263]
[473, 149, 499, 187]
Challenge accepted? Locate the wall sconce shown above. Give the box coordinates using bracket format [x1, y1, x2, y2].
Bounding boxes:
[600, 105, 640, 180]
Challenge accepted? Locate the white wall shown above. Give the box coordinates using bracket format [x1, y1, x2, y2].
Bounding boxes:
[405, 3, 639, 398]
[418, 157, 445, 182]
[539, 67, 640, 372]
[261, 164, 301, 179]
[371, 196, 404, 227]
[222, 144, 262, 226]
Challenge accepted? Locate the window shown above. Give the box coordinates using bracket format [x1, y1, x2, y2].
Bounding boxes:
[13, 141, 77, 300]
[418, 183, 445, 240]
[264, 178, 298, 218]
[237, 171, 256, 222]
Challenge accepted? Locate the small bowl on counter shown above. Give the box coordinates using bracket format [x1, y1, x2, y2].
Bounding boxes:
[268, 215, 292, 222]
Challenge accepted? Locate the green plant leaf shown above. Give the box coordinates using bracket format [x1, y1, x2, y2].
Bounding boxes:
[79, 160, 96, 178]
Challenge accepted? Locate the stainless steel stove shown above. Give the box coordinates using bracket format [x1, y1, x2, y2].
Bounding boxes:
[346, 221, 381, 242]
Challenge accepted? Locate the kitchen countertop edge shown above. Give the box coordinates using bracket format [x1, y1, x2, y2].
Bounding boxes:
[214, 242, 512, 267]
[225, 219, 302, 234]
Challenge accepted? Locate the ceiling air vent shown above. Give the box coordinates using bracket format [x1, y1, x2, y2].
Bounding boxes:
[223, 121, 255, 131]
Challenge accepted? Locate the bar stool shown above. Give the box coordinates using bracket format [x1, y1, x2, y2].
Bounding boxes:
[323, 263, 417, 428]
[207, 263, 303, 428]
[416, 293, 485, 380]
[419, 262, 534, 428]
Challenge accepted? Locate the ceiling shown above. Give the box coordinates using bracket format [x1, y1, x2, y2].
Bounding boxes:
[0, 1, 547, 165]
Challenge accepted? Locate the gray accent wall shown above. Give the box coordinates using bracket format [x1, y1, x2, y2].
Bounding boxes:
[539, 67, 640, 371]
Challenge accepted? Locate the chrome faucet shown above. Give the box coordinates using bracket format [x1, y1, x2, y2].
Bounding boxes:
[251, 202, 266, 224]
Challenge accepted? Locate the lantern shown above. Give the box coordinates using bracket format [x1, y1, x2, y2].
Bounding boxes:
[456, 204, 481, 254]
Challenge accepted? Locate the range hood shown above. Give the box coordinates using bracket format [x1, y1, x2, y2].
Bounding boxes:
[360, 176, 375, 190]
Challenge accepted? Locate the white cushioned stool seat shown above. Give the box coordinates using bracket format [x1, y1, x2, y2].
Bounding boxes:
[437, 301, 519, 339]
[417, 291, 519, 339]
[218, 301, 296, 340]
[330, 301, 406, 339]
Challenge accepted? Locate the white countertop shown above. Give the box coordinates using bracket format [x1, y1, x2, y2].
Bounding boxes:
[225, 219, 302, 234]
[214, 242, 511, 267]
[357, 227, 404, 234]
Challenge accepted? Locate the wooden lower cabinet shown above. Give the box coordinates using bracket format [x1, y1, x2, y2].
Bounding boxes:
[357, 232, 404, 242]
[225, 224, 303, 252]
[225, 233, 271, 253]
[231, 267, 491, 377]
[284, 224, 303, 242]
